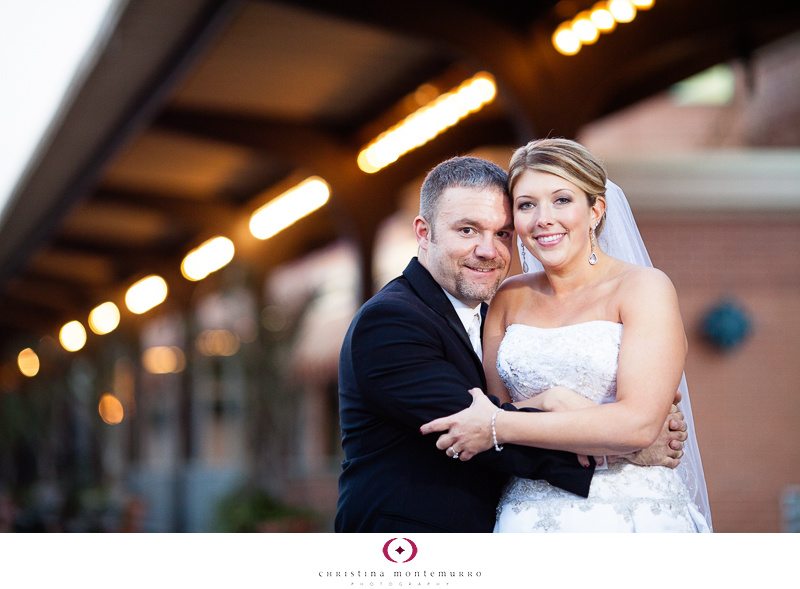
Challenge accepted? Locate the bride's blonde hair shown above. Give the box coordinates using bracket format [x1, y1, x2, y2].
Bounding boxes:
[508, 138, 608, 235]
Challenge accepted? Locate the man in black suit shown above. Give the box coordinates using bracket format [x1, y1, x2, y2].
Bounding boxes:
[335, 156, 682, 532]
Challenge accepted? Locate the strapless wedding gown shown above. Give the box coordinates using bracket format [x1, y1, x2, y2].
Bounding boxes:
[494, 321, 709, 533]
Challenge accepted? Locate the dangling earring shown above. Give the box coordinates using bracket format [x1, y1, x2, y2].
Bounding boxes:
[521, 247, 529, 273]
[588, 223, 598, 265]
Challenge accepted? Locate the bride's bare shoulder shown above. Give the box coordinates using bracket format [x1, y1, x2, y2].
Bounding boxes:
[498, 271, 548, 297]
[490, 273, 546, 314]
[618, 262, 672, 285]
[615, 262, 678, 303]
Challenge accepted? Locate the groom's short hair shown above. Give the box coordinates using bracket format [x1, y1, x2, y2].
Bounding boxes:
[419, 156, 509, 228]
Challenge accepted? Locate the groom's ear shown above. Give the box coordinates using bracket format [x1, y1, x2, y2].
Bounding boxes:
[413, 215, 432, 249]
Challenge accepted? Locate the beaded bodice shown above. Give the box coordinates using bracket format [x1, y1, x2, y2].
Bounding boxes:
[497, 321, 623, 405]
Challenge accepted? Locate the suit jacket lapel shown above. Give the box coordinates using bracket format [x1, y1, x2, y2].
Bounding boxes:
[402, 258, 487, 389]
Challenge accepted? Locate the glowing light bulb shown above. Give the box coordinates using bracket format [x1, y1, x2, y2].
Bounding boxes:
[181, 236, 235, 281]
[98, 394, 124, 424]
[356, 73, 496, 173]
[60, 320, 87, 352]
[125, 275, 168, 314]
[17, 348, 40, 377]
[89, 302, 120, 335]
[590, 4, 617, 31]
[552, 24, 581, 55]
[249, 177, 330, 240]
[572, 12, 599, 44]
[608, 0, 637, 23]
[142, 346, 185, 374]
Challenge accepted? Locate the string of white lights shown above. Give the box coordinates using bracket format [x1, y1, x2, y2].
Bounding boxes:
[552, 0, 655, 56]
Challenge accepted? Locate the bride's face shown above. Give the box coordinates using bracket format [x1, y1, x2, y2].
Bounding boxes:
[512, 170, 603, 271]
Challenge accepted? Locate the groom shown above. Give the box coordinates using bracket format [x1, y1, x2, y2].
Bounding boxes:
[335, 156, 684, 533]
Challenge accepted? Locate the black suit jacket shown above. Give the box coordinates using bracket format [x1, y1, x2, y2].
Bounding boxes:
[335, 258, 593, 532]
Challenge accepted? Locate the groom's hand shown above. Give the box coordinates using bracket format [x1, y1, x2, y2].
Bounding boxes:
[620, 403, 687, 468]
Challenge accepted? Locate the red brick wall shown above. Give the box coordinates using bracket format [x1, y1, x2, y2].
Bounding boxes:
[637, 212, 800, 532]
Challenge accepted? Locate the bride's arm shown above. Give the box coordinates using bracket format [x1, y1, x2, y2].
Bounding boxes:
[422, 268, 687, 457]
[514, 387, 597, 412]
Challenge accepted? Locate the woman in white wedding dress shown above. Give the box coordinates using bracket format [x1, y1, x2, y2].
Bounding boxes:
[422, 139, 711, 532]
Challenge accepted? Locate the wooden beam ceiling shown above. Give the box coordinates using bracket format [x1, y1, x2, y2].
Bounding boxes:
[1, 0, 799, 354]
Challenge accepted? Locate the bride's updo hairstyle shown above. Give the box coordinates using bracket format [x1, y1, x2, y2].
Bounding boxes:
[508, 138, 608, 235]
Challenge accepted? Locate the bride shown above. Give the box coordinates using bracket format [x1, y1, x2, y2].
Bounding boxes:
[421, 139, 712, 532]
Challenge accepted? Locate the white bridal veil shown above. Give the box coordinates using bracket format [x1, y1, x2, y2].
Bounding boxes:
[518, 180, 713, 531]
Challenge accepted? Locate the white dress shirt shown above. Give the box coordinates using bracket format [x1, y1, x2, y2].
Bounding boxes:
[442, 288, 483, 359]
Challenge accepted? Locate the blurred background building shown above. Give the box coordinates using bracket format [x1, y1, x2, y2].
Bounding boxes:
[0, 0, 799, 532]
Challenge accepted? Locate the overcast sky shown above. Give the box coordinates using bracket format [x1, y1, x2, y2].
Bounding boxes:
[0, 0, 119, 225]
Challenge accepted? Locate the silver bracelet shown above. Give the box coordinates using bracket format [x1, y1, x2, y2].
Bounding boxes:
[491, 408, 504, 452]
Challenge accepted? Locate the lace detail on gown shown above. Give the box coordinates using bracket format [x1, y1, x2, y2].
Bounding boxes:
[495, 322, 709, 533]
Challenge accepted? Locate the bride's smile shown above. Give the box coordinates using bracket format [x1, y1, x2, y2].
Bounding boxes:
[533, 232, 565, 246]
[512, 170, 603, 271]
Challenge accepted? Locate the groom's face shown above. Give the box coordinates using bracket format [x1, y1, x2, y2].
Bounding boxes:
[415, 185, 513, 307]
